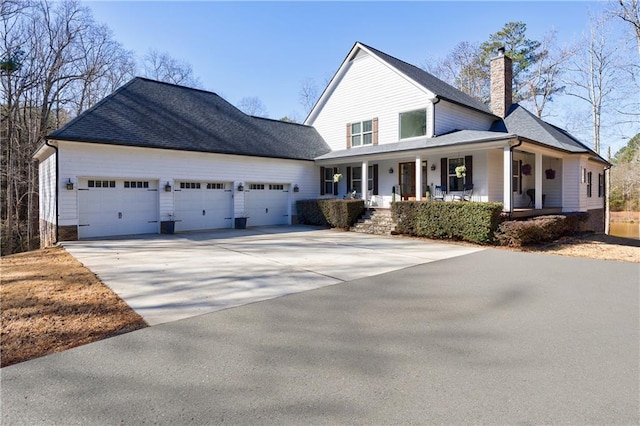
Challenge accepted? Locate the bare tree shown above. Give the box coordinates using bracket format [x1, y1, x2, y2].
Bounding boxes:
[564, 14, 620, 154]
[236, 96, 268, 117]
[522, 30, 572, 118]
[1, 0, 138, 254]
[424, 42, 487, 102]
[142, 49, 200, 87]
[299, 77, 319, 115]
[612, 0, 640, 56]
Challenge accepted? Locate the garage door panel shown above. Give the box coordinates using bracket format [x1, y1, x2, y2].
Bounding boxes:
[245, 184, 289, 227]
[174, 182, 232, 232]
[78, 179, 158, 239]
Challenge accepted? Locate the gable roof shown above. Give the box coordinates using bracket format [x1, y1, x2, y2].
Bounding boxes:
[498, 104, 607, 161]
[360, 43, 492, 115]
[306, 42, 494, 124]
[48, 77, 330, 161]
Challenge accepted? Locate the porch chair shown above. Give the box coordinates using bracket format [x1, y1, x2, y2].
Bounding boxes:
[526, 189, 535, 207]
[453, 184, 474, 201]
[433, 185, 446, 201]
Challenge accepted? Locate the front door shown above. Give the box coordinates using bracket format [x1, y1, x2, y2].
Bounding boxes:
[399, 161, 428, 200]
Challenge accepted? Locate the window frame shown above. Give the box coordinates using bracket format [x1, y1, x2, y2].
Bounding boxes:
[351, 120, 373, 147]
[587, 171, 592, 198]
[448, 158, 465, 192]
[512, 160, 520, 193]
[399, 108, 427, 140]
[350, 165, 374, 194]
[323, 167, 334, 195]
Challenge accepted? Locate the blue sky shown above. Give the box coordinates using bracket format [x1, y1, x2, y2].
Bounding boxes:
[87, 1, 633, 152]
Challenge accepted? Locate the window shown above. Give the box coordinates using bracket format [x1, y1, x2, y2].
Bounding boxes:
[587, 172, 592, 197]
[88, 180, 115, 188]
[598, 173, 604, 197]
[180, 182, 201, 189]
[206, 183, 225, 190]
[448, 158, 465, 191]
[400, 109, 427, 139]
[351, 120, 373, 147]
[249, 184, 265, 190]
[269, 184, 284, 190]
[512, 160, 520, 193]
[350, 166, 374, 194]
[323, 167, 334, 195]
[124, 181, 149, 188]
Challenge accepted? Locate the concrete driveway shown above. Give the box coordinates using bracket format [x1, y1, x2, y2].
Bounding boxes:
[2, 249, 638, 424]
[63, 226, 483, 325]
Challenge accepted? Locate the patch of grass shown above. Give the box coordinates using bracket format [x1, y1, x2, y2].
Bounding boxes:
[1, 247, 147, 367]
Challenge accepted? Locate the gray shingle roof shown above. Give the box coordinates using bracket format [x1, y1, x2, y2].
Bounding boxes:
[315, 130, 515, 161]
[499, 104, 597, 154]
[360, 42, 493, 115]
[49, 78, 331, 161]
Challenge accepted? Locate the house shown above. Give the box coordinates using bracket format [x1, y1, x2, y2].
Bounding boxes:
[307, 43, 608, 230]
[35, 42, 609, 246]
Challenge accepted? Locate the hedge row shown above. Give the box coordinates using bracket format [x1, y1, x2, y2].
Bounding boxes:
[296, 199, 366, 229]
[391, 201, 504, 244]
[495, 212, 589, 246]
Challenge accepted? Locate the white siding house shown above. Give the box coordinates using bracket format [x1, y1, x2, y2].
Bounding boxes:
[35, 41, 609, 245]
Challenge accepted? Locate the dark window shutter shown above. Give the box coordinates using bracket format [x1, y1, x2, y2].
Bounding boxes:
[464, 155, 473, 185]
[346, 167, 352, 192]
[320, 166, 325, 195]
[440, 158, 447, 188]
[518, 160, 523, 194]
[373, 117, 379, 145]
[346, 123, 352, 149]
[373, 164, 379, 195]
[333, 167, 339, 195]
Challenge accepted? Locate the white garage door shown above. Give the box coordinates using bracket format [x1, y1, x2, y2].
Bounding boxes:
[174, 181, 233, 232]
[245, 183, 289, 227]
[78, 179, 159, 239]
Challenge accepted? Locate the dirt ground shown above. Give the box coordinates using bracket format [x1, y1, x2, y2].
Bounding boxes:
[1, 234, 638, 368]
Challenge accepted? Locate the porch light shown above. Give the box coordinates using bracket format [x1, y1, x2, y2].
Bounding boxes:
[237, 183, 244, 192]
[164, 182, 172, 192]
[66, 178, 74, 190]
[430, 164, 436, 171]
[388, 167, 394, 174]
[293, 184, 299, 192]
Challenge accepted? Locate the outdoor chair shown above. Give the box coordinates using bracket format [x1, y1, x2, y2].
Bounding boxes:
[526, 188, 535, 207]
[461, 183, 474, 201]
[433, 185, 446, 201]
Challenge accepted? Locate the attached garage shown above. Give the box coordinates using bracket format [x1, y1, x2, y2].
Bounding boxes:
[244, 183, 290, 227]
[78, 178, 159, 239]
[174, 181, 233, 232]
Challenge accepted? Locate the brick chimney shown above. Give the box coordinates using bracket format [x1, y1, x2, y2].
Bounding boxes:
[490, 46, 512, 118]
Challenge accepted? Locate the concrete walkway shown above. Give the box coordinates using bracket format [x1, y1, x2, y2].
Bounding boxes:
[2, 249, 638, 424]
[63, 226, 483, 325]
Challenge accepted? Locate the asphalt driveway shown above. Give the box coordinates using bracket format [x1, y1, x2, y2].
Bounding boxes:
[2, 249, 638, 424]
[62, 226, 482, 325]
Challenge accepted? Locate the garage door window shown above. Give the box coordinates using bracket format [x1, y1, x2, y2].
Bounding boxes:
[124, 181, 149, 188]
[180, 182, 201, 189]
[206, 183, 225, 189]
[269, 184, 284, 190]
[249, 184, 265, 190]
[88, 180, 116, 188]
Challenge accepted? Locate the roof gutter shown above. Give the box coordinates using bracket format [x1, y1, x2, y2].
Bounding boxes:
[44, 139, 59, 244]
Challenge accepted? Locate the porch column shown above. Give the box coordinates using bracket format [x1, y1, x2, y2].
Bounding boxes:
[415, 155, 422, 201]
[362, 160, 369, 202]
[503, 145, 512, 212]
[535, 153, 543, 209]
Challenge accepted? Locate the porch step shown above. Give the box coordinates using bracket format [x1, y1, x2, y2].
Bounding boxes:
[351, 208, 397, 236]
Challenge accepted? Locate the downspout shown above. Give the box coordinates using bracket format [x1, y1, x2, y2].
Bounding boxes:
[45, 140, 59, 244]
[431, 97, 441, 137]
[509, 138, 523, 219]
[604, 162, 613, 235]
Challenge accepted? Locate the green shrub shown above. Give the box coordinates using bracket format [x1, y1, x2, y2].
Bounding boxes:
[392, 201, 504, 244]
[297, 199, 365, 229]
[495, 212, 589, 246]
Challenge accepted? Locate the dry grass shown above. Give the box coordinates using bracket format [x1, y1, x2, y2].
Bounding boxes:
[516, 233, 640, 263]
[1, 246, 147, 368]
